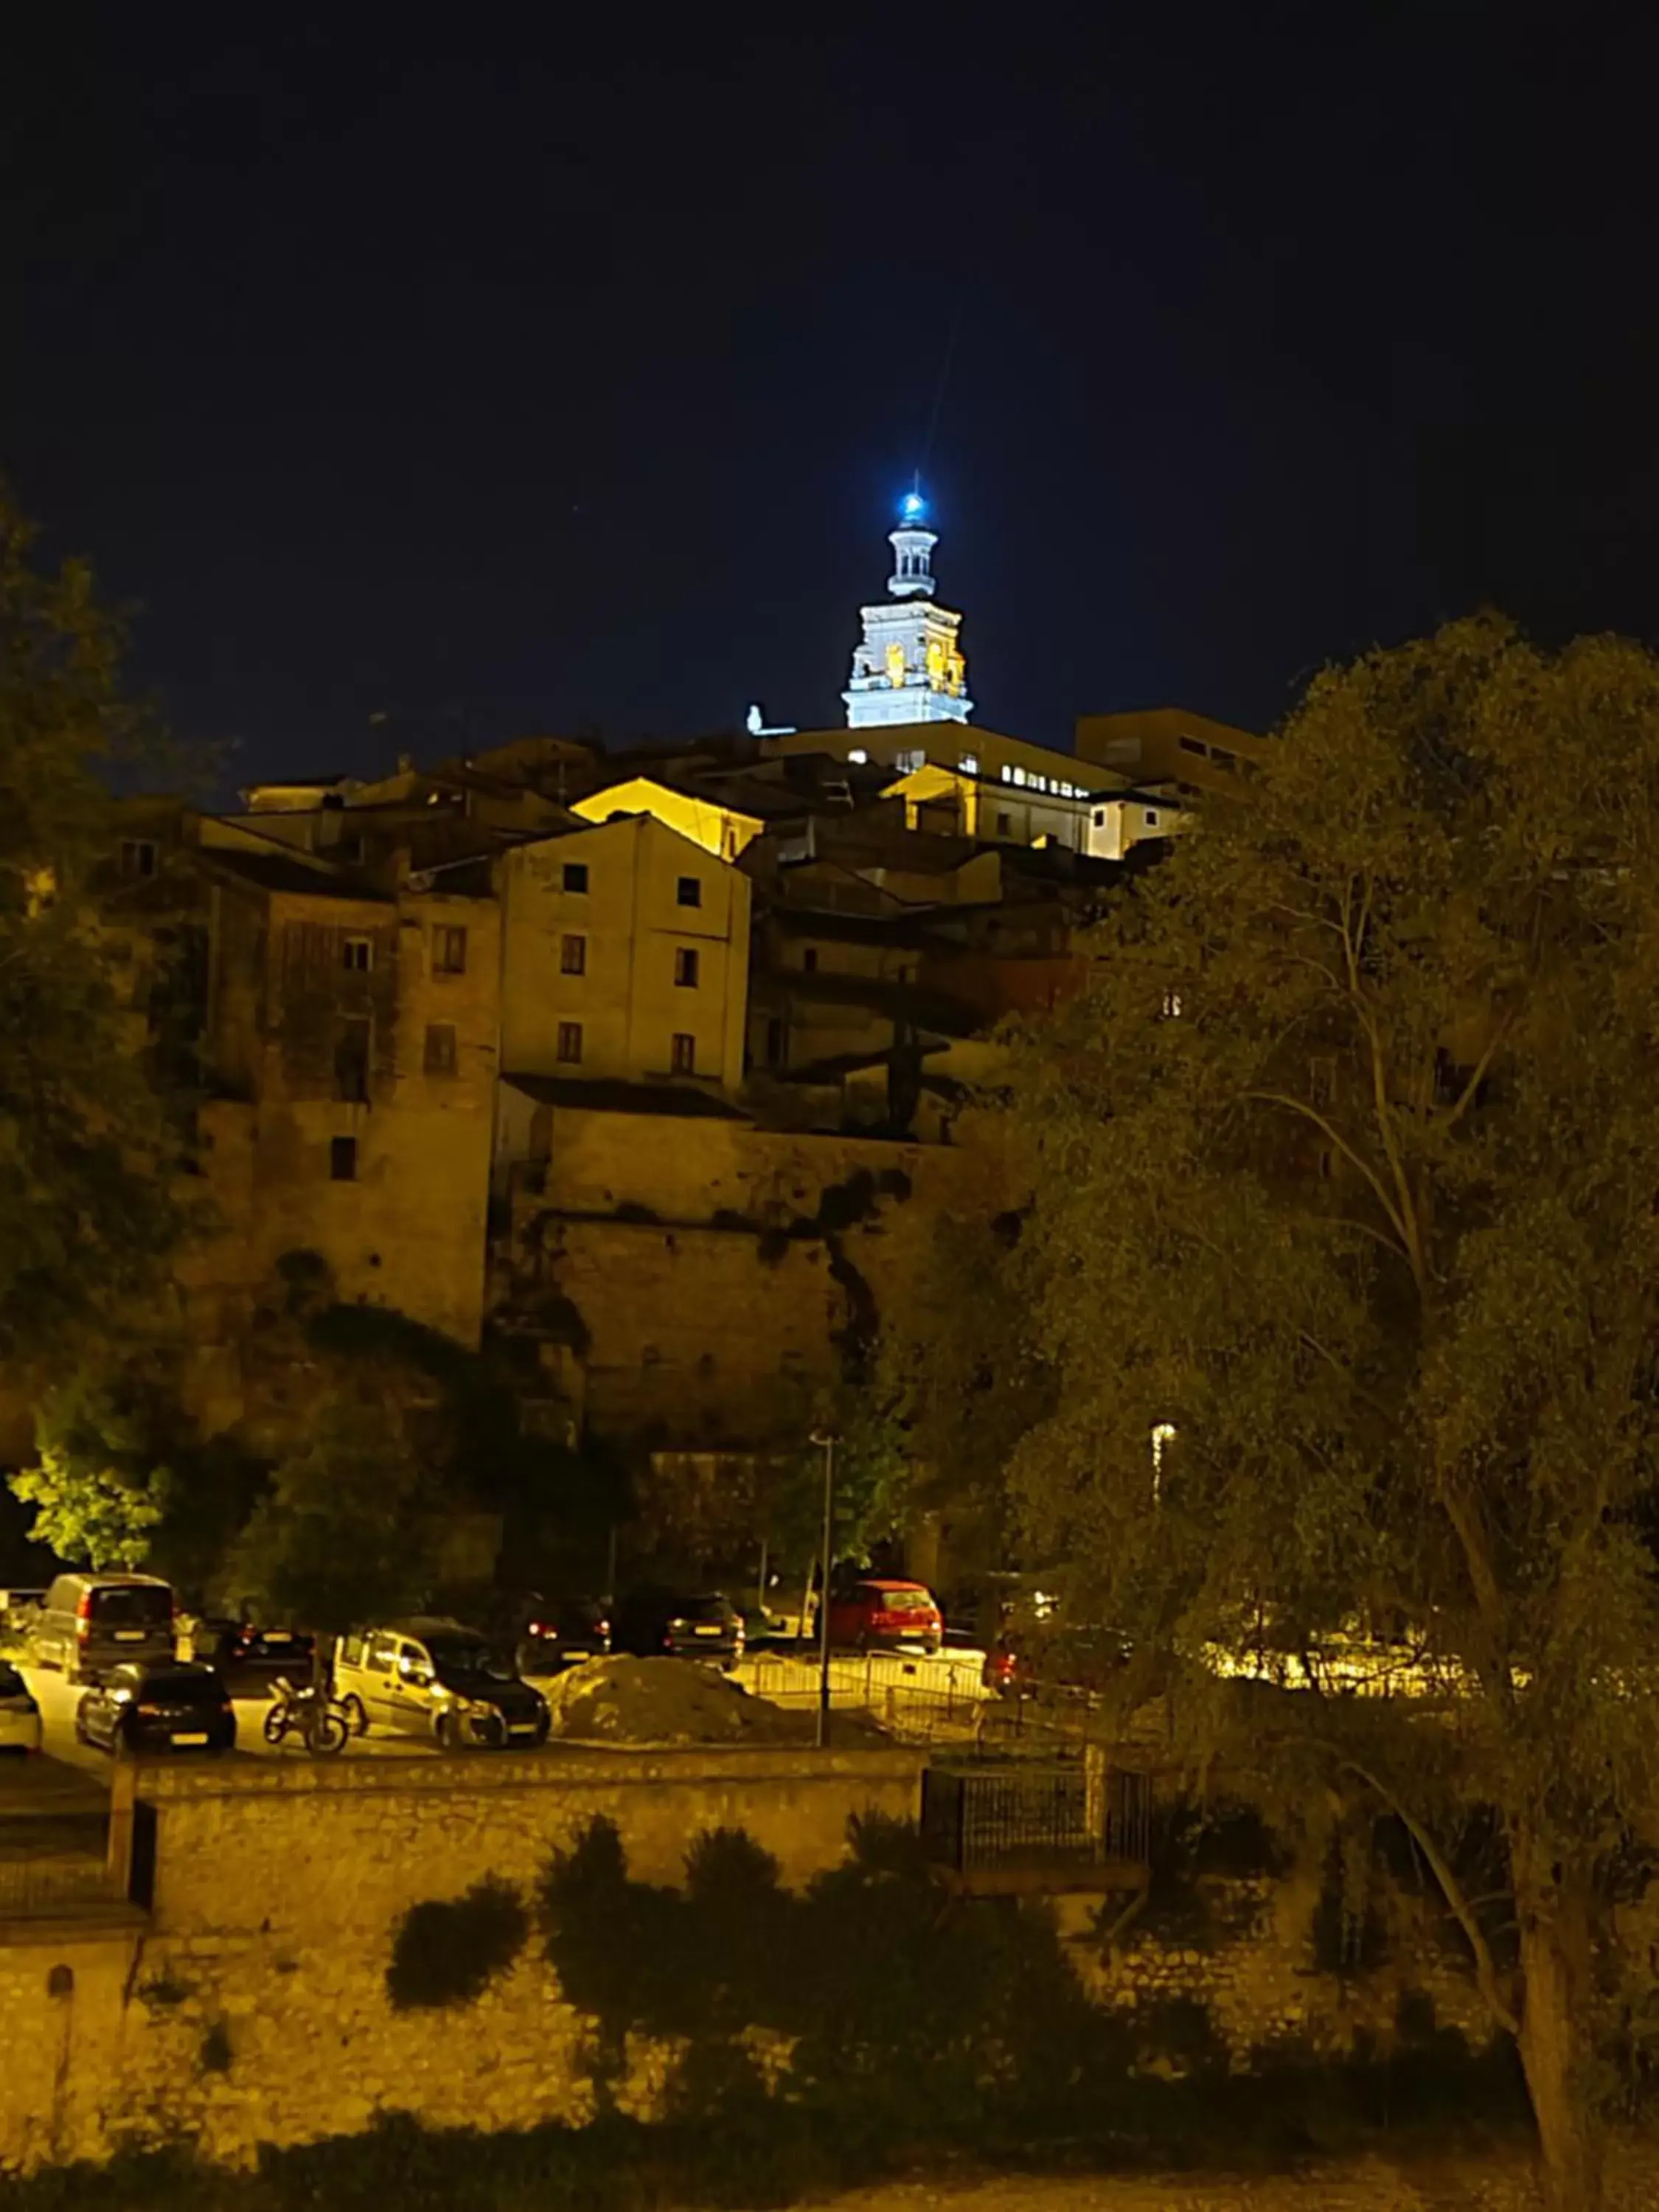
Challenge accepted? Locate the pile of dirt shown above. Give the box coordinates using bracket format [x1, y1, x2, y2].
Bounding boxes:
[543, 1656, 890, 1747]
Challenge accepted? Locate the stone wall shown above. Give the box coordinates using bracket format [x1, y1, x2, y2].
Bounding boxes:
[1054, 1872, 1492, 2065]
[0, 1744, 924, 2175]
[502, 1109, 997, 1445]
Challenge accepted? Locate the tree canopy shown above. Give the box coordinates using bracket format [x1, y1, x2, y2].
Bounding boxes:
[0, 484, 185, 1368]
[1000, 616, 1659, 2206]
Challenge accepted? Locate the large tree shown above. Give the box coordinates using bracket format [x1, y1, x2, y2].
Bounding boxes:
[1004, 617, 1659, 2207]
[0, 485, 184, 1371]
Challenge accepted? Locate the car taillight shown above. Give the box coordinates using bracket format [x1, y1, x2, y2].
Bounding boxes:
[136, 1703, 161, 1717]
[596, 1619, 610, 1636]
[528, 1621, 547, 1638]
[662, 1631, 675, 1648]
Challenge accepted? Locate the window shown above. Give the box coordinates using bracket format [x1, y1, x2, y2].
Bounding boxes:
[330, 1135, 358, 1182]
[335, 1017, 371, 1102]
[1001, 764, 1014, 782]
[996, 811, 1012, 836]
[557, 1021, 582, 1065]
[1012, 765, 1027, 787]
[1161, 991, 1183, 1020]
[960, 752, 978, 776]
[671, 1032, 696, 1075]
[1093, 808, 1107, 827]
[1179, 734, 1208, 757]
[430, 925, 465, 975]
[894, 746, 925, 773]
[563, 861, 589, 893]
[423, 1022, 457, 1076]
[1144, 810, 1160, 827]
[676, 876, 702, 908]
[560, 933, 587, 975]
[847, 748, 868, 765]
[801, 946, 818, 973]
[674, 946, 700, 988]
[342, 936, 372, 973]
[119, 839, 157, 880]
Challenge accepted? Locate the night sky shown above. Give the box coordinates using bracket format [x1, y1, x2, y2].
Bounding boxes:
[5, 13, 1657, 785]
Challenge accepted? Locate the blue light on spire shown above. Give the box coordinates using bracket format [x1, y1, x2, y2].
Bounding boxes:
[898, 481, 929, 526]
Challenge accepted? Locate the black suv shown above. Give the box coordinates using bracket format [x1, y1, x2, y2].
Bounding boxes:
[611, 1588, 744, 1671]
[516, 1596, 611, 1677]
[75, 1661, 237, 1756]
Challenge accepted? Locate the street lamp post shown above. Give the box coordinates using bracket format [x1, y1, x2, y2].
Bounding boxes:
[810, 1429, 838, 1748]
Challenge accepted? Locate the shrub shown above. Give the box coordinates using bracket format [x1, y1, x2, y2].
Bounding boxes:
[386, 1877, 529, 2011]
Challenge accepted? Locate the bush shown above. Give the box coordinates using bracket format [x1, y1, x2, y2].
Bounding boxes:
[386, 1877, 529, 2011]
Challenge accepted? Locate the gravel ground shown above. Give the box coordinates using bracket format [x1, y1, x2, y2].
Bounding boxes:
[785, 2144, 1659, 2212]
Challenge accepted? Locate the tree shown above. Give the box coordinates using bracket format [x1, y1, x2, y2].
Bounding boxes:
[225, 1399, 434, 1648]
[0, 485, 185, 1371]
[10, 1370, 173, 1570]
[1002, 617, 1659, 2208]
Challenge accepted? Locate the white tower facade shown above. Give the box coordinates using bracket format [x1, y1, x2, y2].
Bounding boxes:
[843, 488, 973, 728]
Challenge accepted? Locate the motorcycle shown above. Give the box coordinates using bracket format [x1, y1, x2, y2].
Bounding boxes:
[263, 1674, 351, 1757]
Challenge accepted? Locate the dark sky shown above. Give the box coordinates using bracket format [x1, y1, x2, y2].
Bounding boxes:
[5, 12, 1657, 783]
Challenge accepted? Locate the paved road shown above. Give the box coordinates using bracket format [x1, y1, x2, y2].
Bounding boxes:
[7, 1641, 987, 1792]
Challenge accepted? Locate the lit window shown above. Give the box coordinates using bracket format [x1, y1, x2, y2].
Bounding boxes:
[423, 1023, 458, 1076]
[1162, 991, 1183, 1019]
[561, 933, 586, 975]
[895, 747, 925, 773]
[119, 839, 157, 880]
[1001, 764, 1013, 783]
[342, 936, 372, 973]
[563, 861, 589, 894]
[330, 1135, 358, 1182]
[675, 947, 700, 988]
[676, 876, 702, 908]
[1012, 767, 1027, 787]
[960, 752, 979, 776]
[671, 1032, 696, 1075]
[557, 1021, 582, 1065]
[434, 925, 467, 975]
[847, 748, 868, 765]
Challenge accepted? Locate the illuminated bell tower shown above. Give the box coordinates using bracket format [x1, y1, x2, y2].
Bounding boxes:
[843, 486, 973, 728]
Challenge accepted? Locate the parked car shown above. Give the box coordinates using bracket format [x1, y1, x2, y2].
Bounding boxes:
[188, 1618, 317, 1677]
[333, 1618, 551, 1750]
[826, 1579, 943, 1655]
[981, 1625, 1133, 1702]
[516, 1597, 611, 1677]
[611, 1588, 745, 1671]
[0, 1663, 42, 1754]
[74, 1661, 236, 1756]
[30, 1573, 176, 1685]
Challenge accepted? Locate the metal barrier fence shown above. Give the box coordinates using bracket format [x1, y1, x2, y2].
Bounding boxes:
[742, 1650, 1150, 1759]
[743, 1652, 995, 1746]
[920, 1761, 1152, 1879]
[0, 1805, 116, 1920]
[0, 1854, 118, 1919]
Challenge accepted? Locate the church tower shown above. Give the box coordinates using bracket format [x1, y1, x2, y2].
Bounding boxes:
[843, 486, 973, 728]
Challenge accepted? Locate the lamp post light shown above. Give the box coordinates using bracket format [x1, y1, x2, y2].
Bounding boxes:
[810, 1428, 838, 1748]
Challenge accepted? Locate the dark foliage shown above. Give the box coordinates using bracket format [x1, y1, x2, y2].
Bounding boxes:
[386, 1878, 529, 2012]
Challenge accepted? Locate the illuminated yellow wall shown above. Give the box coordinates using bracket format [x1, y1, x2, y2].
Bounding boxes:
[572, 776, 763, 862]
[501, 815, 750, 1093]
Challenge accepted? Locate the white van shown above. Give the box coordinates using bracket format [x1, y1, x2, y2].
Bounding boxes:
[334, 1617, 549, 1750]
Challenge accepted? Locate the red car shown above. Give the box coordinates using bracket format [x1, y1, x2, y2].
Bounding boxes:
[827, 1579, 943, 1655]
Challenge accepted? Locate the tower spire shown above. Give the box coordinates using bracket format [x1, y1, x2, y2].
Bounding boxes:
[843, 484, 972, 728]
